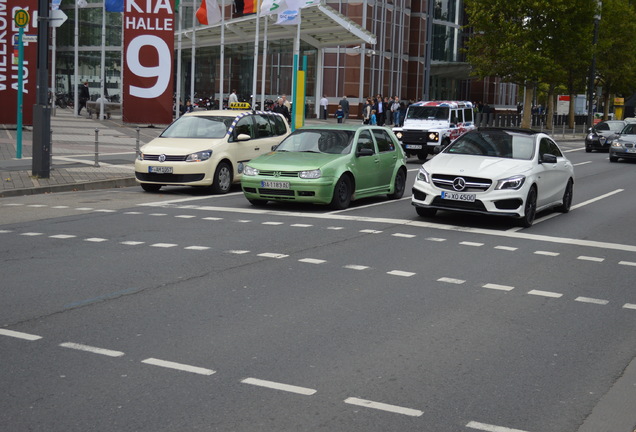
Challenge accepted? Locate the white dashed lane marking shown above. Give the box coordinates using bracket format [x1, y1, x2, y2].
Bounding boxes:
[495, 245, 518, 251]
[460, 241, 484, 247]
[578, 255, 605, 262]
[619, 261, 636, 267]
[482, 283, 515, 292]
[0, 329, 42, 341]
[438, 277, 466, 284]
[387, 270, 416, 277]
[528, 289, 563, 298]
[85, 238, 108, 242]
[150, 243, 178, 248]
[466, 420, 530, 432]
[575, 297, 609, 305]
[141, 358, 216, 376]
[392, 233, 416, 238]
[49, 234, 76, 239]
[227, 250, 250, 254]
[258, 252, 289, 259]
[344, 264, 370, 270]
[299, 258, 326, 264]
[241, 377, 317, 395]
[344, 397, 423, 417]
[534, 250, 560, 257]
[59, 342, 125, 358]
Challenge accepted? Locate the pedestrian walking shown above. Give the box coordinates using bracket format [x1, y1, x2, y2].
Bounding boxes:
[335, 105, 344, 123]
[338, 95, 349, 123]
[78, 82, 90, 116]
[320, 95, 328, 120]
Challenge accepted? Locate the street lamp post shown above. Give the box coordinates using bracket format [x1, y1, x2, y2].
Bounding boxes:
[587, 1, 602, 129]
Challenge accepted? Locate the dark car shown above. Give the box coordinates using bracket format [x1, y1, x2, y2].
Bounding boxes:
[585, 120, 626, 152]
[609, 122, 636, 162]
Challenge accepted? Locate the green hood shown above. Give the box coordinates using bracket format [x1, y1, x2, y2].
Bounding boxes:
[248, 151, 347, 171]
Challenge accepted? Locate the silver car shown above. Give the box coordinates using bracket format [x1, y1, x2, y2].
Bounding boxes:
[609, 122, 636, 162]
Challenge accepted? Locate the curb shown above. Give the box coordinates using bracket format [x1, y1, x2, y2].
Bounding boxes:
[0, 177, 137, 198]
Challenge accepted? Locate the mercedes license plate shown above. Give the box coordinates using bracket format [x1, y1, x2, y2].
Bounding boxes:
[261, 180, 290, 189]
[149, 166, 173, 174]
[441, 191, 476, 202]
[405, 144, 422, 150]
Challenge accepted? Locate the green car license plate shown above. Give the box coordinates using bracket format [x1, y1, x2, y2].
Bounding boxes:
[441, 191, 476, 202]
[261, 180, 290, 189]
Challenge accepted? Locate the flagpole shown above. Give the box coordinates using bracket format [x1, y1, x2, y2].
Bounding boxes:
[74, 0, 79, 116]
[251, 4, 260, 110]
[176, 1, 182, 118]
[219, 0, 225, 109]
[291, 8, 300, 130]
[191, 0, 196, 106]
[100, 1, 106, 119]
[260, 14, 267, 110]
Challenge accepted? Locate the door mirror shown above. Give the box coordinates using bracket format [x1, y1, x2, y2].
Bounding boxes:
[357, 148, 374, 157]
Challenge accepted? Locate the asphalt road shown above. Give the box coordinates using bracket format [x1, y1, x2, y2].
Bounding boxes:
[1, 144, 636, 432]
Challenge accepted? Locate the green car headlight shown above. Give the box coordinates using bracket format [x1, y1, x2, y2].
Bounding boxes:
[299, 169, 321, 179]
[244, 165, 259, 176]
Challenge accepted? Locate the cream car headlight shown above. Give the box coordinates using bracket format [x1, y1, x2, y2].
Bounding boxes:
[244, 165, 259, 176]
[185, 150, 212, 162]
[395, 131, 403, 139]
[428, 132, 439, 142]
[299, 169, 321, 179]
[417, 167, 430, 183]
[496, 175, 525, 190]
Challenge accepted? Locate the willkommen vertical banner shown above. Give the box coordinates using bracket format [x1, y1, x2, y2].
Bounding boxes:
[1, 0, 38, 125]
[123, 0, 174, 124]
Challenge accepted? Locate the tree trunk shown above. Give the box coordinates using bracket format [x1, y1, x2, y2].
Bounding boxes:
[521, 86, 533, 129]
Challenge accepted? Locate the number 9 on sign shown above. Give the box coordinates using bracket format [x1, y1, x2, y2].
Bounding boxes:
[126, 35, 171, 99]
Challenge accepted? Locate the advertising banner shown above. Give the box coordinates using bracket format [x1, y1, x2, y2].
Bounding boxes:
[123, 0, 174, 124]
[0, 0, 38, 125]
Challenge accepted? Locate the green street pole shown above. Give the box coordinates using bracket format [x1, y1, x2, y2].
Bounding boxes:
[16, 27, 24, 158]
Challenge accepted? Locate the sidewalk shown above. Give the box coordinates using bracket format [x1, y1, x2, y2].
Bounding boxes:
[0, 108, 165, 198]
[1, 110, 585, 199]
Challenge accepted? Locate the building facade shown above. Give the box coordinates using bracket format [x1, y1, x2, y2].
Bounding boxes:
[54, 0, 517, 120]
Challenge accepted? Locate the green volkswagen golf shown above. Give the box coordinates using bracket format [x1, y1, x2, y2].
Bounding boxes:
[241, 125, 407, 209]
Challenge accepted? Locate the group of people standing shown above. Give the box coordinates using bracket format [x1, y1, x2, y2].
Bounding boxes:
[361, 95, 407, 127]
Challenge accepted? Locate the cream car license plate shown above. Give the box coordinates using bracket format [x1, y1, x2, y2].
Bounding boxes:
[405, 144, 422, 149]
[441, 191, 476, 202]
[149, 166, 173, 174]
[261, 180, 290, 189]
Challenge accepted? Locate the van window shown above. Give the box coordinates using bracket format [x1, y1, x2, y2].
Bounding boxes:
[464, 108, 473, 123]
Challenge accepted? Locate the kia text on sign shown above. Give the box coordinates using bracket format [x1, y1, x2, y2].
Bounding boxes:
[123, 0, 174, 124]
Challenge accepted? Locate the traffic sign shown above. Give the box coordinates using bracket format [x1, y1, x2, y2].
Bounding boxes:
[50, 9, 68, 28]
[14, 9, 29, 28]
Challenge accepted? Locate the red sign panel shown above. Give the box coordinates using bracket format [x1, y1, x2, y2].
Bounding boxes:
[0, 0, 38, 125]
[123, 0, 174, 124]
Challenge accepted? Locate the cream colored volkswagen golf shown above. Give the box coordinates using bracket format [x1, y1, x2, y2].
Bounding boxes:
[135, 110, 290, 193]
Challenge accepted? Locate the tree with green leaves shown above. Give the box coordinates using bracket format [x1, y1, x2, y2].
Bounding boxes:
[464, 0, 596, 128]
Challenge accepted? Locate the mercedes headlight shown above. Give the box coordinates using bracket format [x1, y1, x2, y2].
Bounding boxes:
[185, 150, 212, 162]
[496, 175, 525, 190]
[417, 167, 430, 183]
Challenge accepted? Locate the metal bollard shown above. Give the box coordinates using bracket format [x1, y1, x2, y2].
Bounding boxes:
[94, 128, 100, 167]
[136, 127, 140, 157]
[562, 122, 565, 138]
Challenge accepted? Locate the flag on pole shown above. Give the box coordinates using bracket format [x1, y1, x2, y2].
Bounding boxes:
[260, 0, 287, 15]
[196, 0, 222, 24]
[234, 0, 259, 17]
[105, 0, 124, 12]
[275, 9, 299, 25]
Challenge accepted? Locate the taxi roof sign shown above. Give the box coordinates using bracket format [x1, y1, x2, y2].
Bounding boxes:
[229, 102, 251, 110]
[14, 9, 30, 28]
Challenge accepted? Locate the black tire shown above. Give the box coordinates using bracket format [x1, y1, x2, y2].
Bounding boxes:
[248, 198, 268, 207]
[609, 154, 618, 162]
[388, 169, 406, 199]
[417, 154, 427, 161]
[211, 162, 232, 194]
[585, 146, 592, 153]
[556, 179, 573, 213]
[519, 186, 537, 228]
[141, 183, 162, 192]
[329, 175, 352, 210]
[416, 206, 437, 217]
